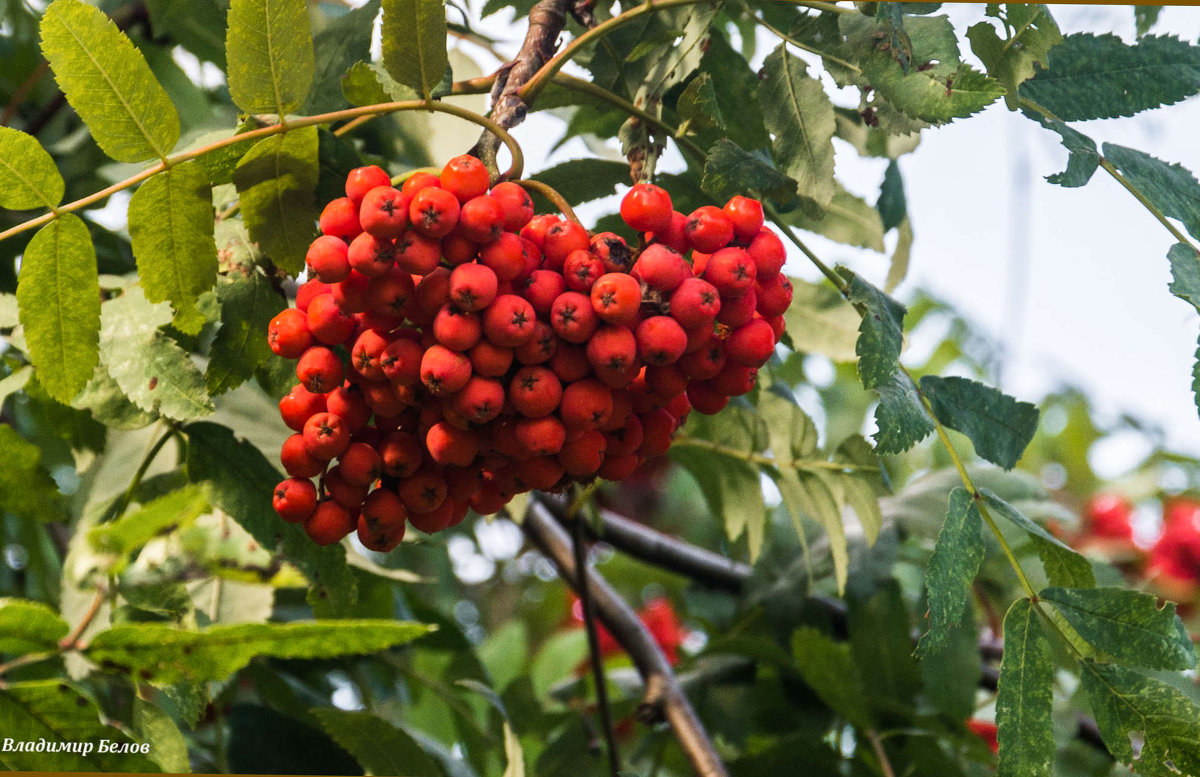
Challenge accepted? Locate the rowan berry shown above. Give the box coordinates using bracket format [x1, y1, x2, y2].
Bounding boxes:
[684, 206, 735, 253]
[427, 421, 480, 466]
[710, 362, 758, 396]
[269, 308, 314, 358]
[401, 171, 441, 195]
[490, 181, 535, 231]
[638, 408, 676, 457]
[704, 247, 757, 298]
[524, 269, 567, 316]
[652, 211, 689, 254]
[509, 366, 563, 418]
[645, 363, 688, 398]
[450, 263, 498, 312]
[755, 273, 793, 318]
[479, 232, 527, 282]
[409, 186, 461, 238]
[395, 229, 442, 274]
[279, 384, 327, 431]
[398, 466, 448, 513]
[458, 195, 506, 243]
[331, 271, 370, 313]
[469, 339, 515, 377]
[604, 413, 644, 456]
[716, 287, 757, 328]
[415, 267, 453, 316]
[325, 465, 369, 508]
[306, 293, 356, 345]
[303, 411, 351, 461]
[359, 186, 411, 240]
[620, 183, 673, 233]
[723, 196, 764, 241]
[420, 344, 473, 395]
[304, 501, 355, 545]
[482, 294, 537, 347]
[590, 273, 641, 325]
[296, 347, 344, 394]
[587, 325, 638, 384]
[559, 430, 607, 476]
[319, 197, 362, 240]
[366, 266, 416, 318]
[379, 431, 424, 477]
[432, 304, 482, 351]
[408, 497, 456, 534]
[542, 220, 590, 270]
[326, 385, 371, 431]
[550, 291, 600, 344]
[687, 379, 730, 414]
[516, 415, 567, 457]
[679, 336, 726, 380]
[441, 154, 491, 202]
[747, 228, 786, 276]
[514, 320, 557, 365]
[380, 337, 424, 386]
[274, 478, 318, 523]
[345, 165, 393, 204]
[452, 375, 506, 424]
[296, 279, 330, 312]
[282, 433, 327, 478]
[351, 329, 389, 382]
[560, 378, 613, 431]
[347, 232, 396, 278]
[306, 235, 351, 283]
[563, 250, 605, 292]
[590, 232, 633, 273]
[633, 244, 690, 293]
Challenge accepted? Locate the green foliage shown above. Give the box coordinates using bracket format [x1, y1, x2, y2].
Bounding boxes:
[0, 599, 68, 653]
[88, 485, 209, 570]
[146, 0, 228, 68]
[786, 183, 885, 251]
[791, 626, 872, 729]
[532, 159, 630, 206]
[1023, 111, 1099, 187]
[205, 273, 286, 395]
[0, 425, 66, 523]
[843, 267, 906, 390]
[233, 127, 321, 275]
[701, 139, 796, 204]
[916, 488, 984, 657]
[873, 373, 935, 454]
[981, 490, 1094, 588]
[305, 0, 382, 115]
[16, 213, 100, 403]
[995, 599, 1054, 777]
[382, 0, 449, 101]
[756, 44, 836, 209]
[1041, 587, 1195, 671]
[1104, 144, 1200, 242]
[86, 620, 432, 682]
[919, 376, 1040, 469]
[0, 127, 63, 210]
[967, 4, 1062, 110]
[39, 0, 179, 162]
[341, 60, 420, 106]
[225, 0, 315, 116]
[782, 277, 861, 362]
[876, 160, 906, 232]
[127, 162, 218, 334]
[312, 708, 445, 777]
[1022, 33, 1200, 121]
[98, 288, 214, 421]
[1080, 661, 1200, 776]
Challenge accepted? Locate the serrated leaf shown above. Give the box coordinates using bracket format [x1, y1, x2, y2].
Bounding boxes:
[916, 488, 984, 657]
[874, 371, 934, 455]
[341, 60, 420, 106]
[1168, 242, 1200, 311]
[919, 375, 1039, 469]
[698, 31, 770, 151]
[1104, 143, 1200, 242]
[885, 217, 913, 292]
[146, 0, 228, 67]
[85, 620, 433, 683]
[0, 419, 66, 524]
[1022, 109, 1098, 187]
[676, 72, 723, 131]
[1042, 587, 1195, 671]
[776, 468, 847, 593]
[39, 0, 179, 162]
[791, 626, 873, 729]
[382, 0, 448, 101]
[843, 267, 906, 390]
[89, 485, 209, 570]
[99, 288, 214, 421]
[1022, 33, 1200, 121]
[532, 159, 629, 206]
[673, 446, 767, 560]
[636, 4, 715, 100]
[0, 681, 158, 772]
[0, 598, 68, 653]
[184, 421, 357, 611]
[757, 44, 836, 209]
[877, 160, 906, 232]
[0, 127, 64, 210]
[205, 273, 285, 395]
[304, 0, 381, 114]
[134, 697, 190, 773]
[225, 0, 314, 116]
[16, 213, 100, 403]
[1135, 6, 1164, 37]
[311, 709, 443, 777]
[72, 364, 158, 430]
[783, 277, 862, 362]
[982, 489, 1094, 588]
[789, 184, 886, 251]
[233, 126, 320, 275]
[967, 4, 1062, 110]
[1080, 661, 1200, 777]
[128, 162, 218, 335]
[995, 598, 1054, 777]
[702, 138, 797, 203]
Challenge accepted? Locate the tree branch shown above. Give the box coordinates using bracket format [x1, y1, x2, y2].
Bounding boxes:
[472, 0, 570, 178]
[522, 494, 730, 777]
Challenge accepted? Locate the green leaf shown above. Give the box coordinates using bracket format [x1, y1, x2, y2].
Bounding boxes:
[757, 44, 836, 209]
[885, 217, 913, 292]
[1041, 587, 1195, 671]
[0, 681, 158, 772]
[1080, 661, 1200, 777]
[39, 0, 179, 162]
[0, 127, 64, 210]
[311, 709, 443, 777]
[1135, 5, 1164, 37]
[128, 162, 218, 335]
[701, 138, 797, 204]
[995, 598, 1054, 777]
[184, 421, 357, 611]
[1022, 33, 1200, 121]
[919, 375, 1039, 469]
[99, 287, 214, 421]
[88, 485, 209, 569]
[16, 213, 100, 403]
[72, 364, 158, 430]
[788, 184, 886, 251]
[0, 598, 68, 653]
[86, 620, 433, 683]
[225, 0, 314, 116]
[532, 159, 630, 206]
[967, 4, 1062, 109]
[503, 721, 525, 777]
[1104, 143, 1200, 242]
[205, 273, 286, 395]
[842, 267, 906, 390]
[1168, 242, 1200, 311]
[382, 0, 448, 101]
[0, 425, 66, 523]
[233, 126, 320, 275]
[146, 0, 228, 67]
[877, 160, 906, 232]
[676, 72, 724, 131]
[916, 487, 984, 657]
[673, 446, 767, 561]
[791, 626, 873, 729]
[341, 60, 420, 106]
[1022, 110, 1099, 187]
[304, 0, 381, 114]
[134, 697, 190, 773]
[633, 4, 716, 100]
[783, 277, 862, 362]
[698, 31, 770, 151]
[982, 489, 1094, 588]
[833, 106, 922, 160]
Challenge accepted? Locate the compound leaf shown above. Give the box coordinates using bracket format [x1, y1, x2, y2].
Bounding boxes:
[982, 489, 1094, 588]
[996, 598, 1054, 777]
[1042, 587, 1195, 671]
[758, 44, 836, 209]
[225, 0, 314, 116]
[1022, 110, 1099, 187]
[233, 126, 320, 275]
[304, 0, 381, 114]
[381, 0, 448, 101]
[873, 373, 935, 454]
[919, 375, 1039, 469]
[88, 486, 209, 570]
[311, 709, 443, 777]
[916, 487, 985, 657]
[843, 267, 906, 390]
[967, 4, 1062, 109]
[1104, 144, 1200, 243]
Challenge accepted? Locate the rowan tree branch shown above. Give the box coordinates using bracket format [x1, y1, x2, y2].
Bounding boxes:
[522, 494, 730, 777]
[472, 0, 570, 179]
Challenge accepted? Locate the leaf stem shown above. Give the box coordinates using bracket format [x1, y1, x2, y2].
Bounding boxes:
[0, 96, 522, 245]
[513, 178, 582, 225]
[107, 426, 176, 523]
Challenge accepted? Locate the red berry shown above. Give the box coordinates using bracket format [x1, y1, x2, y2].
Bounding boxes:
[687, 380, 730, 414]
[524, 269, 567, 316]
[296, 279, 330, 312]
[366, 266, 416, 317]
[723, 195, 764, 241]
[684, 206, 735, 252]
[469, 339, 515, 377]
[303, 411, 350, 460]
[563, 250, 605, 292]
[560, 378, 613, 431]
[669, 278, 721, 329]
[268, 308, 313, 358]
[458, 195, 506, 243]
[359, 186, 411, 239]
[479, 231, 527, 282]
[380, 337, 424, 386]
[306, 293, 357, 345]
[433, 304, 483, 351]
[326, 385, 371, 431]
[590, 232, 633, 273]
[509, 366, 563, 418]
[587, 325, 638, 386]
[482, 294, 537, 347]
[590, 273, 642, 325]
[350, 329, 389, 381]
[551, 291, 600, 344]
[726, 318, 776, 367]
[620, 183, 673, 233]
[747, 228, 786, 276]
[441, 154, 491, 202]
[319, 197, 362, 239]
[395, 229, 442, 274]
[559, 430, 607, 476]
[347, 232, 396, 278]
[514, 320, 557, 365]
[452, 375, 506, 424]
[704, 247, 757, 298]
[332, 271, 370, 313]
[427, 422, 480, 466]
[399, 466, 448, 513]
[296, 347, 344, 394]
[755, 273, 793, 318]
[279, 385, 327, 431]
[633, 244, 690, 293]
[636, 316, 688, 366]
[490, 181, 535, 231]
[716, 287, 756, 328]
[306, 235, 351, 283]
[409, 186, 461, 238]
[516, 416, 567, 456]
[274, 478, 318, 523]
[339, 441, 382, 486]
[380, 431, 424, 477]
[420, 344, 473, 395]
[304, 501, 356, 545]
[542, 220, 590, 270]
[345, 165, 392, 204]
[450, 263, 499, 312]
[401, 171, 441, 195]
[282, 433, 326, 478]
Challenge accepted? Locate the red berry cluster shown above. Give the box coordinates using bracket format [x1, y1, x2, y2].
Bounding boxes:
[267, 157, 793, 552]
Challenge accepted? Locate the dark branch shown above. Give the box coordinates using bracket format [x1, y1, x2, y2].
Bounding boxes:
[522, 495, 731, 777]
[472, 0, 569, 177]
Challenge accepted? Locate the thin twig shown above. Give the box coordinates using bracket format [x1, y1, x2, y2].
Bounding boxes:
[523, 494, 730, 777]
